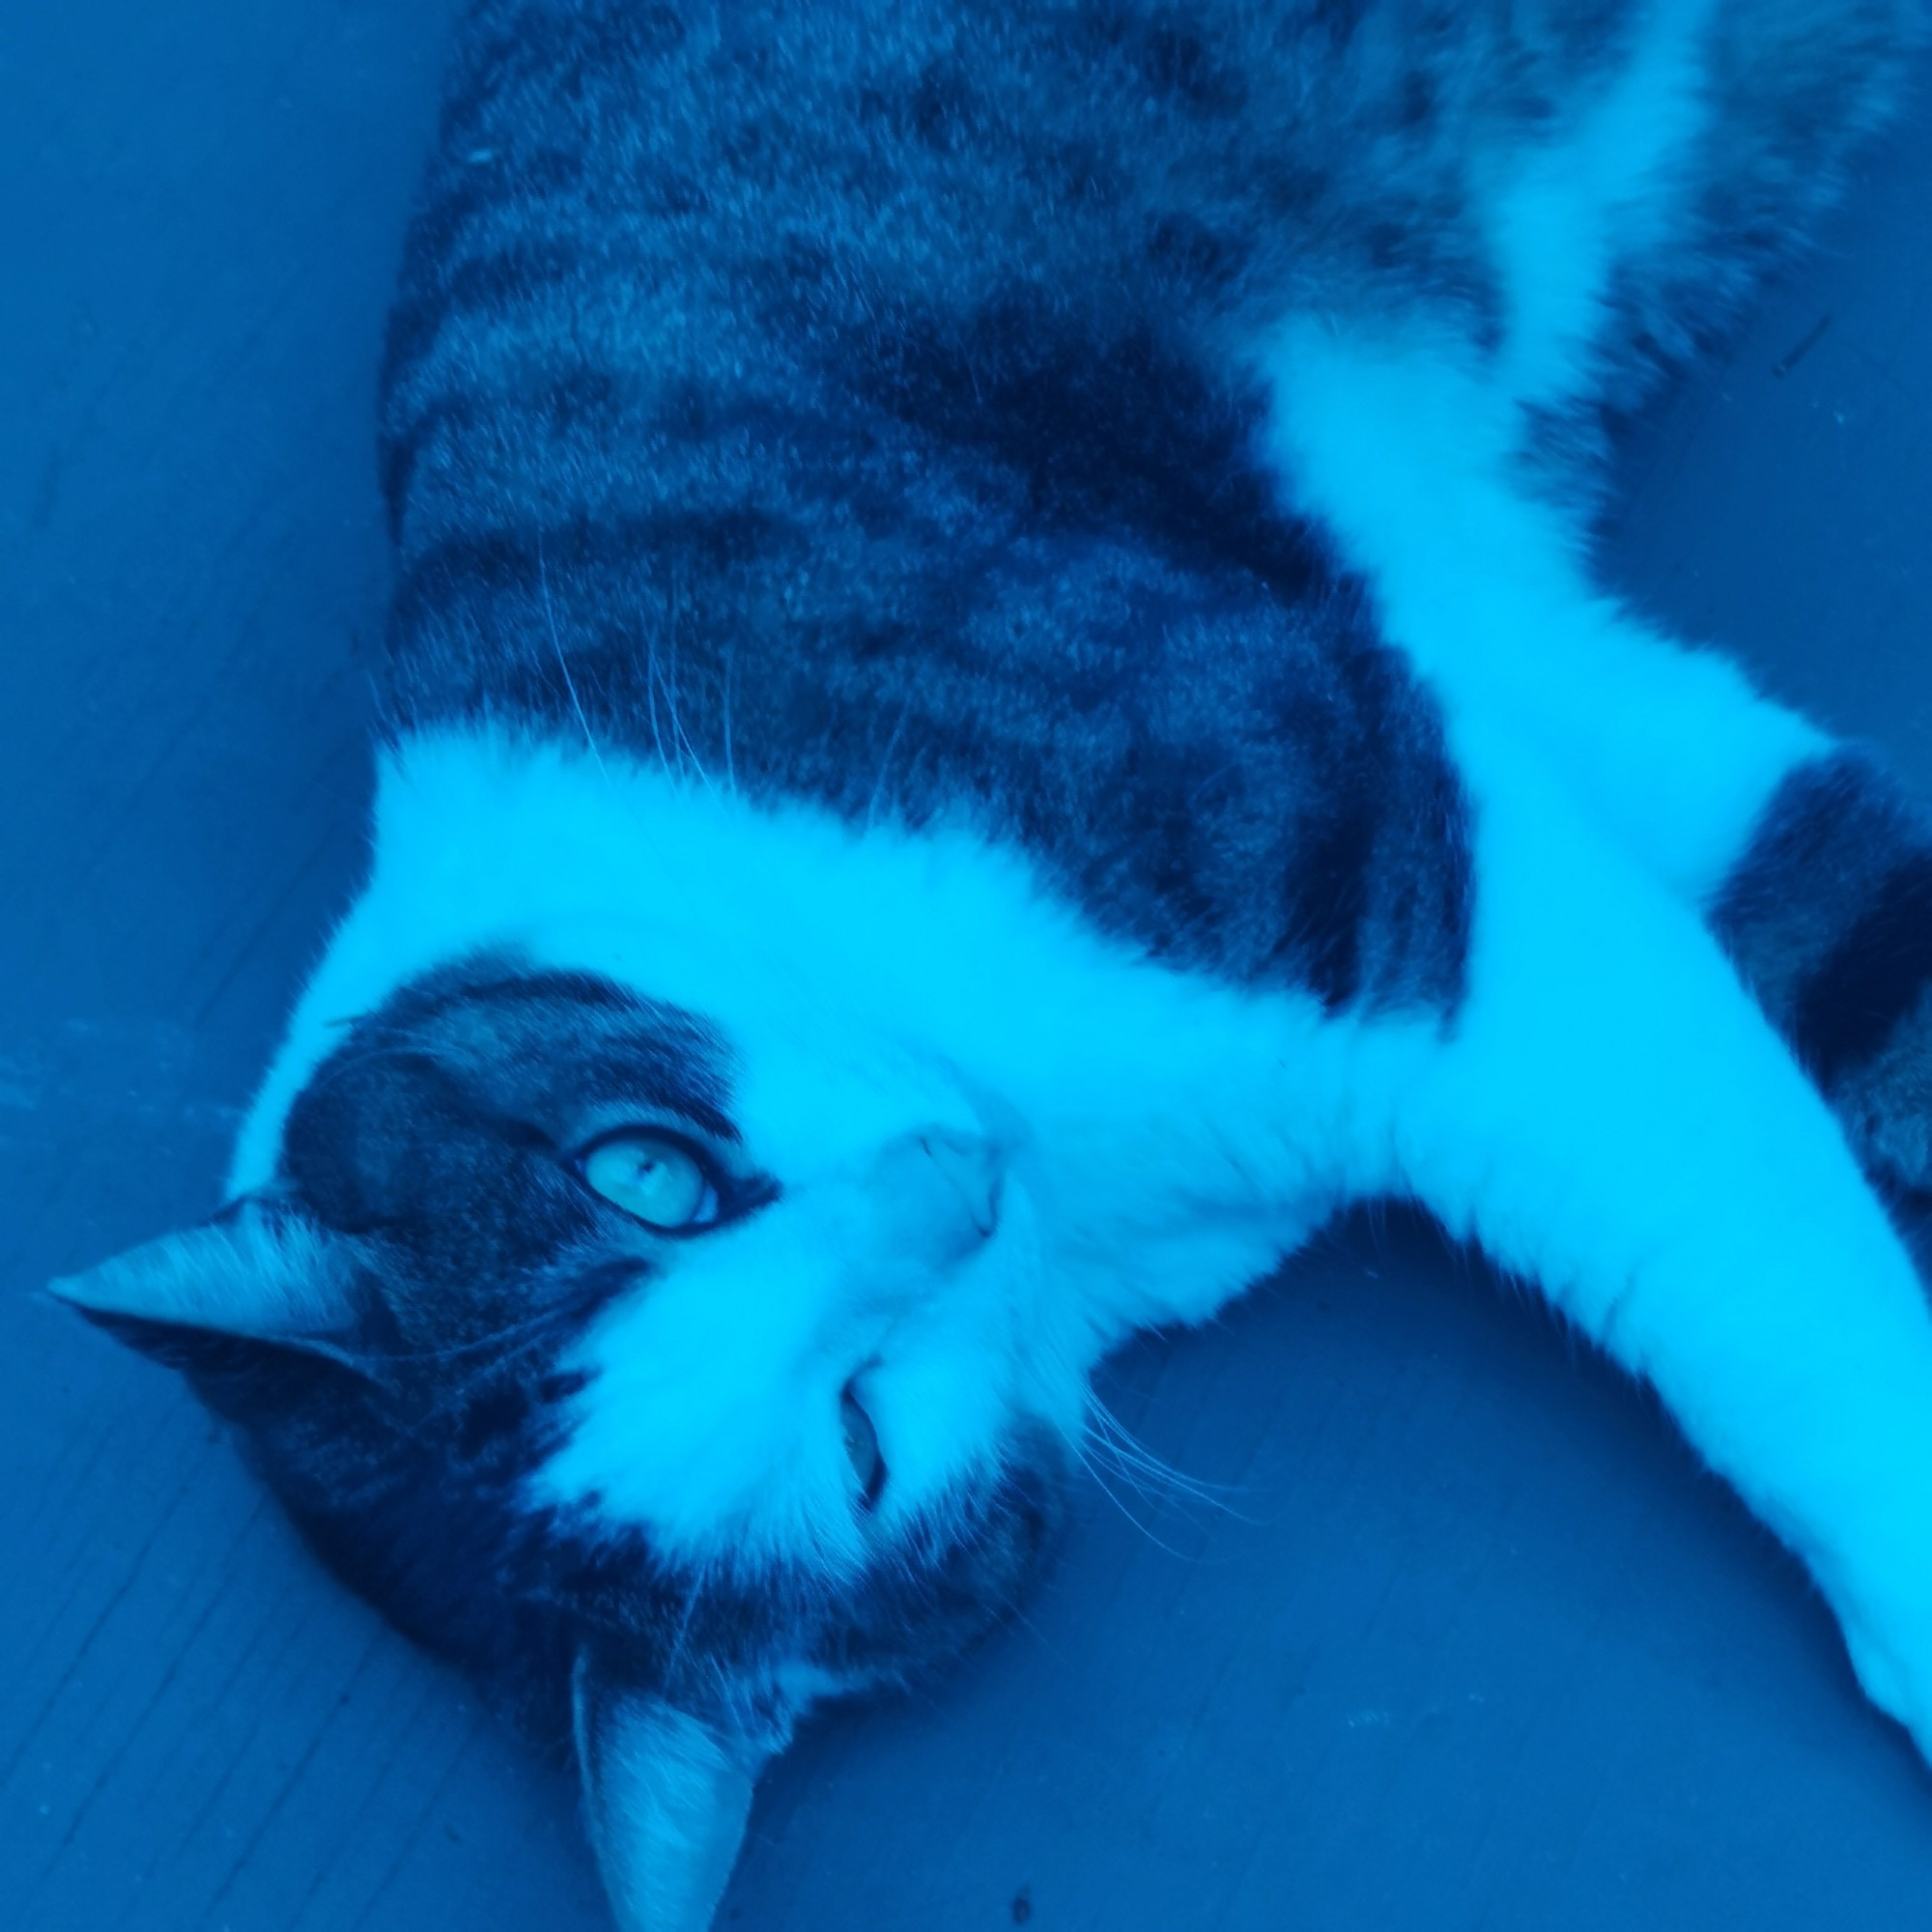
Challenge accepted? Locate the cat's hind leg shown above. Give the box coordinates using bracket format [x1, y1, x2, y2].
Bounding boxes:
[1373, 738, 1932, 1753]
[1474, 0, 1922, 419]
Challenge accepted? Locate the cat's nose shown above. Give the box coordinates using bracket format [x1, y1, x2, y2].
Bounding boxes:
[916, 1126, 1005, 1239]
[870, 1125, 1008, 1264]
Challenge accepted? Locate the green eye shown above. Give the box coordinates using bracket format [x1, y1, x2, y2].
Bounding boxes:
[579, 1131, 717, 1231]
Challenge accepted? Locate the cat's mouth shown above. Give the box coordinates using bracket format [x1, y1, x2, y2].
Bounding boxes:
[839, 1378, 886, 1511]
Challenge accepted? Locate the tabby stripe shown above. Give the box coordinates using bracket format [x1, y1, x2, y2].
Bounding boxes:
[380, 392, 477, 543]
[382, 237, 589, 401]
[1792, 856, 1932, 1088]
[440, 1, 691, 155]
[393, 507, 794, 633]
[1711, 750, 1932, 1091]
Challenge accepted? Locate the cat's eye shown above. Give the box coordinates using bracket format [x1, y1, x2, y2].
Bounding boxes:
[578, 1130, 719, 1231]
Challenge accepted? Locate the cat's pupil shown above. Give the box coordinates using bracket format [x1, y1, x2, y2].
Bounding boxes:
[581, 1132, 710, 1229]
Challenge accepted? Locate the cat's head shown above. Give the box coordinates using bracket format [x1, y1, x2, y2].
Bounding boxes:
[54, 948, 1074, 1930]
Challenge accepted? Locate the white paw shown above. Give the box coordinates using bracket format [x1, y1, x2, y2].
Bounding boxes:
[1840, 1605, 1932, 1762]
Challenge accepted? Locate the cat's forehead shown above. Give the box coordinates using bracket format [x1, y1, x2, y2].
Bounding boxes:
[268, 959, 740, 1293]
[313, 955, 738, 1136]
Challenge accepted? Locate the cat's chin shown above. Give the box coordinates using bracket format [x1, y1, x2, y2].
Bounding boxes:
[542, 1412, 1071, 1719]
[800, 1412, 1073, 1697]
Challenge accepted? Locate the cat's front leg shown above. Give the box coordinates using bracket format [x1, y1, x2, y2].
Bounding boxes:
[1376, 735, 1932, 1751]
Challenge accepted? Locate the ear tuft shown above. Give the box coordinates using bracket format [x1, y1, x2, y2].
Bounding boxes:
[49, 1198, 356, 1349]
[573, 1655, 770, 1932]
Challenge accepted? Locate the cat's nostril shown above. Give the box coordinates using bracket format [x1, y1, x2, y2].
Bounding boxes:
[868, 1124, 1009, 1264]
[917, 1127, 1006, 1238]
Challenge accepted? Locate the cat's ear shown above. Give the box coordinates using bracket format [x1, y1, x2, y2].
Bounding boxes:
[572, 1655, 773, 1932]
[48, 1197, 363, 1370]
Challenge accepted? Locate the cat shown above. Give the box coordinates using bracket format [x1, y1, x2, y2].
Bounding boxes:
[50, 1, 1932, 1927]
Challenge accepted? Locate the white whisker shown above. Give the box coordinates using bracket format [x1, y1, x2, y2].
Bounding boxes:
[1076, 1444, 1195, 1559]
[1083, 1395, 1254, 1522]
[867, 698, 912, 830]
[537, 536, 611, 785]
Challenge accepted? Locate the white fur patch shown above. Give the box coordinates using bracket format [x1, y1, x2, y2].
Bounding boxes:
[228, 716, 1932, 1749]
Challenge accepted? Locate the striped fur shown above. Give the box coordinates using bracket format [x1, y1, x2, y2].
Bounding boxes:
[1716, 752, 1932, 1203]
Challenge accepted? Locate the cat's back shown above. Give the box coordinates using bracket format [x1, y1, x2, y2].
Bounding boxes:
[369, 0, 1511, 1009]
[380, 0, 1510, 582]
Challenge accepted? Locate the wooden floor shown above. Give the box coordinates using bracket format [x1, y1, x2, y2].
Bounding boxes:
[6, 7, 1932, 1927]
